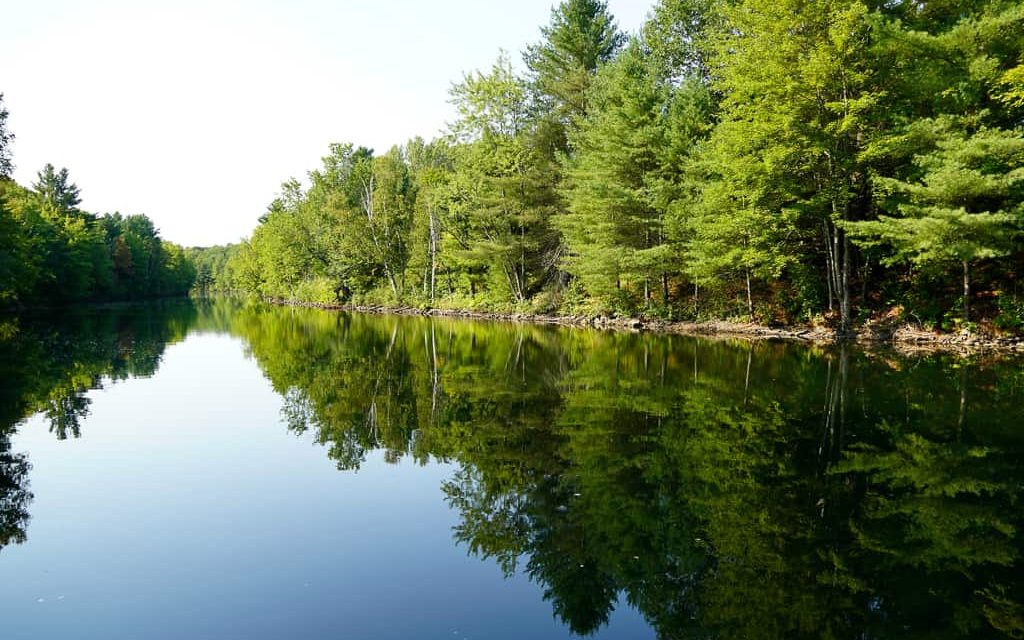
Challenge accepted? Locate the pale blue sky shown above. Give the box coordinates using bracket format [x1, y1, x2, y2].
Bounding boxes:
[1, 0, 654, 246]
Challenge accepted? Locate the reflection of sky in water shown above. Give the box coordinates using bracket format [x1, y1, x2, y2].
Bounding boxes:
[2, 333, 652, 640]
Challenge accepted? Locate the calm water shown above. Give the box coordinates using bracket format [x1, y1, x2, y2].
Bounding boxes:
[0, 300, 1022, 640]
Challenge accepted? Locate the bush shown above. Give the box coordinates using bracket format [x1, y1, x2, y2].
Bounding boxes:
[292, 278, 338, 305]
[994, 292, 1024, 333]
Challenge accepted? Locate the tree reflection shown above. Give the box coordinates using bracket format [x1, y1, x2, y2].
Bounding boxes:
[227, 302, 1024, 639]
[0, 432, 31, 551]
[1, 300, 1021, 638]
[0, 301, 196, 552]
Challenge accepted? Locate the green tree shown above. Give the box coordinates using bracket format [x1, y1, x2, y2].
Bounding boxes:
[405, 137, 453, 302]
[0, 93, 14, 179]
[0, 103, 194, 305]
[0, 182, 38, 304]
[34, 164, 82, 216]
[366, 146, 416, 296]
[848, 120, 1024, 324]
[524, 0, 625, 129]
[561, 39, 712, 312]
[185, 244, 240, 293]
[28, 165, 111, 301]
[315, 144, 381, 296]
[642, 0, 720, 83]
[682, 149, 799, 320]
[448, 53, 560, 304]
[691, 0, 881, 329]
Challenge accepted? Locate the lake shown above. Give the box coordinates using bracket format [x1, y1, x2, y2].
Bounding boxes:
[0, 299, 1021, 639]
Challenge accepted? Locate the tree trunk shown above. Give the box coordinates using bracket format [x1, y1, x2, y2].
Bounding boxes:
[825, 216, 851, 333]
[745, 269, 754, 321]
[840, 230, 851, 335]
[361, 173, 399, 297]
[823, 220, 835, 312]
[384, 266, 398, 296]
[502, 262, 523, 303]
[428, 209, 438, 304]
[520, 228, 526, 300]
[962, 260, 970, 325]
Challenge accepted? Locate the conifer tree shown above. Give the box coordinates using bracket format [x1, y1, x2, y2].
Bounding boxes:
[525, 0, 625, 126]
[848, 120, 1024, 323]
[560, 39, 711, 310]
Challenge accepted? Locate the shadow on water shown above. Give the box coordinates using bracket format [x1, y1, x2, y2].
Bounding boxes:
[2, 298, 1022, 639]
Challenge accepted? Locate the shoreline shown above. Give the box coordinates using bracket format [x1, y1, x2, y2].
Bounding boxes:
[263, 298, 1024, 356]
[3, 295, 192, 314]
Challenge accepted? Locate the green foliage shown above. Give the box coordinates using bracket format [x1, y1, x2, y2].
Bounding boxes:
[0, 94, 13, 179]
[524, 0, 625, 126]
[218, 0, 1023, 333]
[291, 277, 338, 305]
[34, 164, 82, 215]
[0, 171, 195, 305]
[0, 181, 37, 304]
[186, 243, 239, 292]
[446, 53, 560, 304]
[851, 121, 1023, 266]
[849, 119, 1024, 321]
[997, 62, 1024, 109]
[560, 39, 710, 312]
[0, 100, 197, 306]
[994, 291, 1024, 331]
[643, 0, 720, 82]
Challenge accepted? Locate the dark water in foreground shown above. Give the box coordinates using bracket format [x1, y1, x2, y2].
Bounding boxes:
[0, 299, 1022, 639]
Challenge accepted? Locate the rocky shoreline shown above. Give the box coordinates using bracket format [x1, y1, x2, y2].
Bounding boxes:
[265, 298, 1024, 355]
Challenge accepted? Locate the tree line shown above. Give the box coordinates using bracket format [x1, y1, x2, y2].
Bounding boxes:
[198, 0, 1023, 333]
[0, 96, 195, 307]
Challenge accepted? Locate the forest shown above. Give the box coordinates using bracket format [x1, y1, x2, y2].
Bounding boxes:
[0, 96, 195, 307]
[3, 0, 1023, 333]
[190, 0, 1024, 334]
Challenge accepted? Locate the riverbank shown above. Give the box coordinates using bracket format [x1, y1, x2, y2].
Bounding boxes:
[263, 298, 1024, 355]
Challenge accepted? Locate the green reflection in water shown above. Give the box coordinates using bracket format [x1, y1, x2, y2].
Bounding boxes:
[2, 298, 1022, 639]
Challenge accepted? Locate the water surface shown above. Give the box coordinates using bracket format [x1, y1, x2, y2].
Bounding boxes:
[0, 300, 1021, 639]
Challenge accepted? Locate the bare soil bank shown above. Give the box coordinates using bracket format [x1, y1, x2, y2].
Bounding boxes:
[267, 298, 1024, 356]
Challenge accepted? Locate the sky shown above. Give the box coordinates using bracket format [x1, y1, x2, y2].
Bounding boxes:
[1, 0, 655, 247]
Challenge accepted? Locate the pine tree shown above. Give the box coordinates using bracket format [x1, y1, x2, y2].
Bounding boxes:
[524, 0, 625, 127]
[448, 53, 559, 304]
[848, 120, 1024, 324]
[560, 39, 711, 311]
[692, 0, 881, 329]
